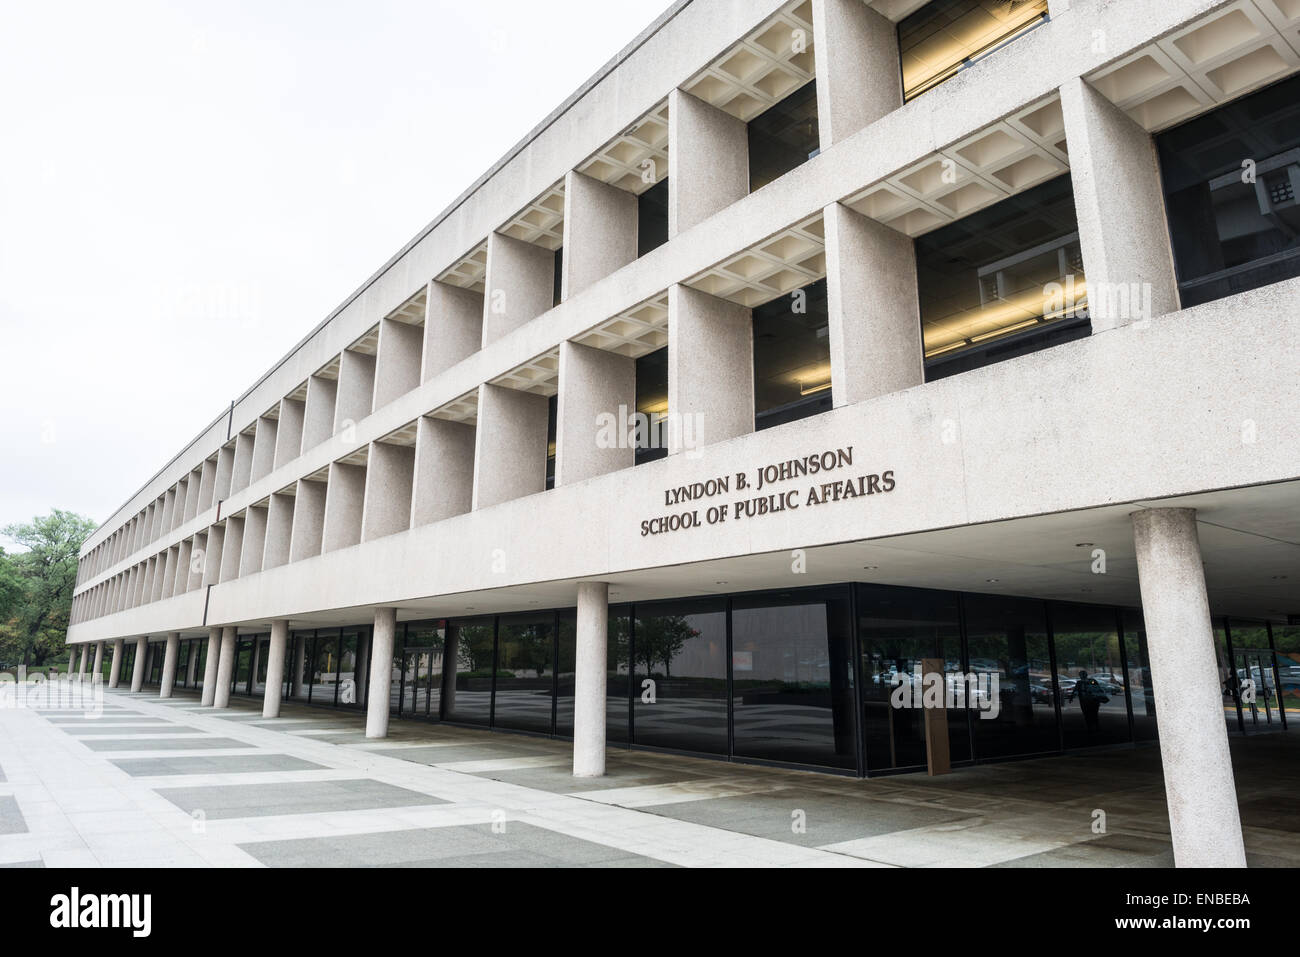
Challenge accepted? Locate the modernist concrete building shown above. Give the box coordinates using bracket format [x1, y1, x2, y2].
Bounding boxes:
[67, 0, 1300, 868]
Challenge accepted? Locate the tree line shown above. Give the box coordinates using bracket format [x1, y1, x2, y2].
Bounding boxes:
[0, 510, 97, 669]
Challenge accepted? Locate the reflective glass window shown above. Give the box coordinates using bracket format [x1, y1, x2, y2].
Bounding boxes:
[732, 586, 856, 770]
[916, 174, 1088, 381]
[1050, 602, 1130, 748]
[444, 617, 495, 727]
[1156, 74, 1300, 308]
[495, 613, 556, 734]
[632, 598, 728, 754]
[748, 79, 819, 192]
[857, 583, 969, 771]
[965, 593, 1058, 758]
[753, 279, 832, 431]
[899, 0, 1050, 101]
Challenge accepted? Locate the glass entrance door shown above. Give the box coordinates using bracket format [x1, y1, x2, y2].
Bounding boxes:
[1236, 649, 1280, 730]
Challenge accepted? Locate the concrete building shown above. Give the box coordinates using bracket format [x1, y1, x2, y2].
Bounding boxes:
[67, 0, 1300, 868]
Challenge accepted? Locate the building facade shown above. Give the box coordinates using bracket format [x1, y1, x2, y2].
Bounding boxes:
[66, 0, 1300, 867]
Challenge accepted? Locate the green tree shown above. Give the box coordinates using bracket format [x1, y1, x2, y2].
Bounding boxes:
[0, 510, 98, 668]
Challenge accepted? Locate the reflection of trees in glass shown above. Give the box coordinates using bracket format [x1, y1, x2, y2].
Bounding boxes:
[456, 625, 495, 673]
[501, 623, 552, 677]
[1052, 630, 1120, 673]
[614, 615, 699, 678]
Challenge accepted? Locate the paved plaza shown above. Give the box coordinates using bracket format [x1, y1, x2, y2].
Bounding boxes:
[1, 687, 1297, 868]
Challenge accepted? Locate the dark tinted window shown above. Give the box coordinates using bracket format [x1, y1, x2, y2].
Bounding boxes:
[1156, 73, 1300, 308]
[753, 279, 831, 430]
[899, 0, 1049, 101]
[748, 79, 819, 192]
[638, 178, 669, 256]
[916, 173, 1088, 381]
[632, 597, 728, 754]
[634, 347, 668, 465]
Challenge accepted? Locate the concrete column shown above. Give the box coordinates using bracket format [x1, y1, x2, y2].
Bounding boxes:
[78, 645, 89, 677]
[561, 170, 638, 301]
[322, 461, 366, 552]
[92, 641, 104, 680]
[812, 0, 901, 148]
[366, 608, 397, 738]
[230, 429, 255, 495]
[301, 373, 339, 453]
[482, 231, 556, 346]
[289, 478, 327, 561]
[197, 456, 218, 512]
[362, 441, 415, 541]
[239, 505, 268, 576]
[667, 88, 749, 239]
[824, 202, 923, 406]
[573, 581, 610, 777]
[1059, 76, 1180, 332]
[200, 626, 222, 706]
[334, 348, 376, 431]
[667, 284, 753, 453]
[108, 639, 124, 689]
[555, 340, 635, 485]
[1132, 508, 1246, 868]
[129, 637, 148, 693]
[250, 414, 278, 484]
[374, 317, 423, 409]
[213, 626, 238, 709]
[263, 620, 288, 718]
[422, 281, 483, 382]
[471, 383, 550, 509]
[274, 398, 306, 469]
[250, 638, 262, 688]
[159, 632, 180, 698]
[411, 416, 475, 526]
[263, 492, 295, 569]
[202, 523, 226, 587]
[213, 444, 235, 501]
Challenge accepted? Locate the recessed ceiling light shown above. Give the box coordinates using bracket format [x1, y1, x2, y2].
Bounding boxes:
[863, 565, 878, 570]
[715, 581, 728, 585]
[986, 578, 1000, 583]
[1273, 575, 1288, 580]
[1075, 542, 1095, 548]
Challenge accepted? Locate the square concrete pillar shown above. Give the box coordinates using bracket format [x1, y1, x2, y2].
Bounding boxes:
[188, 533, 206, 591]
[812, 0, 901, 149]
[173, 480, 189, 530]
[202, 523, 225, 587]
[92, 641, 104, 679]
[472, 383, 550, 510]
[274, 398, 305, 469]
[373, 317, 423, 410]
[668, 88, 749, 239]
[263, 491, 295, 569]
[561, 170, 639, 301]
[159, 546, 178, 598]
[1059, 77, 1181, 332]
[230, 430, 255, 495]
[183, 468, 202, 523]
[250, 414, 278, 484]
[422, 281, 483, 382]
[219, 515, 245, 583]
[239, 505, 268, 576]
[411, 416, 475, 526]
[667, 284, 754, 453]
[302, 373, 338, 453]
[160, 487, 176, 534]
[290, 477, 327, 561]
[322, 461, 366, 552]
[334, 349, 376, 432]
[214, 444, 235, 501]
[197, 457, 217, 513]
[173, 539, 192, 596]
[362, 441, 415, 541]
[482, 232, 556, 346]
[824, 201, 923, 406]
[1132, 508, 1246, 867]
[555, 340, 635, 486]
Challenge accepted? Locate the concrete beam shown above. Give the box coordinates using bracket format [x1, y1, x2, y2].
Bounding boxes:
[562, 170, 638, 301]
[411, 416, 475, 526]
[422, 282, 483, 382]
[472, 383, 550, 510]
[812, 0, 901, 149]
[668, 88, 749, 239]
[482, 232, 556, 346]
[667, 283, 753, 453]
[555, 340, 635, 486]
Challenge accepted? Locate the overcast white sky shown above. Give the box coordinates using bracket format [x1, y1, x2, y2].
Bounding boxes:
[0, 0, 660, 544]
